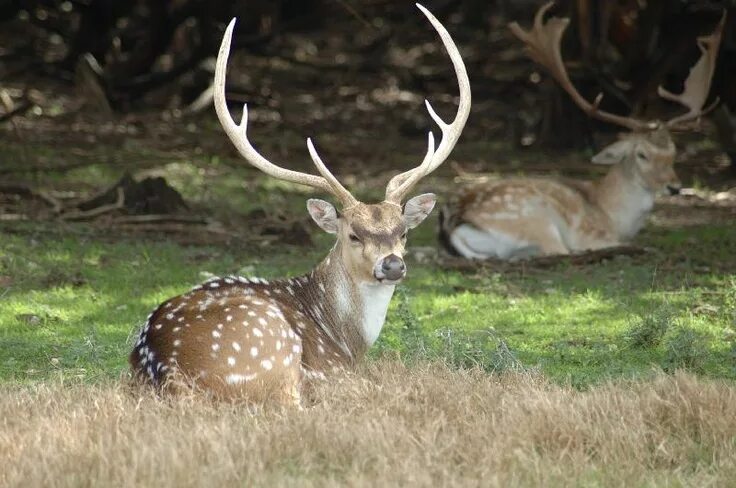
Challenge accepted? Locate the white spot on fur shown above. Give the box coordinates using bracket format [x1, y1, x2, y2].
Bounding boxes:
[225, 373, 257, 384]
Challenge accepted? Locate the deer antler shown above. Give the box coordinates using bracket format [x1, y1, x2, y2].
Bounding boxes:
[384, 3, 471, 204]
[509, 2, 657, 132]
[661, 12, 726, 128]
[214, 19, 358, 208]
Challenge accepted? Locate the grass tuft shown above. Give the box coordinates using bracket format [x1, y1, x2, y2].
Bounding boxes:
[624, 306, 674, 348]
[663, 326, 710, 373]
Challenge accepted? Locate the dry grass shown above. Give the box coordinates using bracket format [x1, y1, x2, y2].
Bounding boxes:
[2, 361, 736, 488]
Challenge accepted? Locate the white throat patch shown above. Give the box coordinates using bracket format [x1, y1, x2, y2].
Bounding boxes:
[611, 183, 654, 239]
[357, 283, 395, 346]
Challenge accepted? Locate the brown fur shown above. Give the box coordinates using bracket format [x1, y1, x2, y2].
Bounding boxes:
[443, 129, 679, 258]
[130, 200, 430, 404]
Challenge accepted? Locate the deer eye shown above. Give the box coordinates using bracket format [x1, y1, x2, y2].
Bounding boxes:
[349, 233, 361, 243]
[401, 231, 408, 240]
[636, 151, 649, 161]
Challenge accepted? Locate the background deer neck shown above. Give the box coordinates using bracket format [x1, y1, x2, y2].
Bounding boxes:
[594, 162, 655, 239]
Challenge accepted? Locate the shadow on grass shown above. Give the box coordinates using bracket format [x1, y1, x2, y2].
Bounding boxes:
[1, 222, 735, 386]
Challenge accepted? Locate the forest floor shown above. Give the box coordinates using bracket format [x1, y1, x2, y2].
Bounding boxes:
[2, 9, 736, 483]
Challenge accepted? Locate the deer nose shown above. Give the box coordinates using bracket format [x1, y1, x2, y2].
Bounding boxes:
[667, 185, 682, 195]
[381, 254, 406, 281]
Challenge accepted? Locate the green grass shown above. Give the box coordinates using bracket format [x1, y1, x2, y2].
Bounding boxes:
[2, 141, 735, 387]
[2, 215, 735, 387]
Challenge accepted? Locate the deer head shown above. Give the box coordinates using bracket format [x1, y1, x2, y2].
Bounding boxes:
[591, 126, 680, 195]
[509, 3, 725, 195]
[214, 4, 470, 286]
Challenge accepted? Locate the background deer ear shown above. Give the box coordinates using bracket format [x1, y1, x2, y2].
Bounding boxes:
[591, 140, 632, 165]
[403, 193, 437, 229]
[307, 199, 339, 234]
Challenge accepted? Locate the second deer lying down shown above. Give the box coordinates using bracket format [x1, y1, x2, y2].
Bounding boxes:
[129, 4, 470, 404]
[441, 3, 725, 260]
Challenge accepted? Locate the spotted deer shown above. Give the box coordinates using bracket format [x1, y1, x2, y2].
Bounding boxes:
[129, 4, 470, 403]
[440, 2, 724, 260]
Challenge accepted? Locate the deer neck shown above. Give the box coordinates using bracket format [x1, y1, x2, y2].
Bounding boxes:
[296, 245, 395, 361]
[593, 162, 655, 239]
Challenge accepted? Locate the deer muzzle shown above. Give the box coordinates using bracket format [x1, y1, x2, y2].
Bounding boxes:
[374, 254, 406, 283]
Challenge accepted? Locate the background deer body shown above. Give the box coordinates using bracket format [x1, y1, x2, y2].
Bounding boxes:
[129, 4, 470, 403]
[443, 129, 677, 259]
[441, 3, 723, 260]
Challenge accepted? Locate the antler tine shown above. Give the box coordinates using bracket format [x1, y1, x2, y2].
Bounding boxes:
[214, 19, 357, 207]
[662, 11, 727, 129]
[306, 138, 358, 207]
[385, 3, 472, 204]
[509, 2, 656, 132]
[385, 131, 437, 201]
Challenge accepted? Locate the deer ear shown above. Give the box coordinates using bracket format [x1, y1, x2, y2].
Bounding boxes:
[591, 140, 632, 165]
[403, 193, 437, 229]
[307, 199, 339, 234]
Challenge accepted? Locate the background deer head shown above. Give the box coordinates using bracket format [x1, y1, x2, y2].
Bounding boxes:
[509, 2, 725, 195]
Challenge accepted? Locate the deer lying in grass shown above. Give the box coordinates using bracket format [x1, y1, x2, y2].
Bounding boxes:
[440, 3, 724, 260]
[129, 4, 470, 403]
